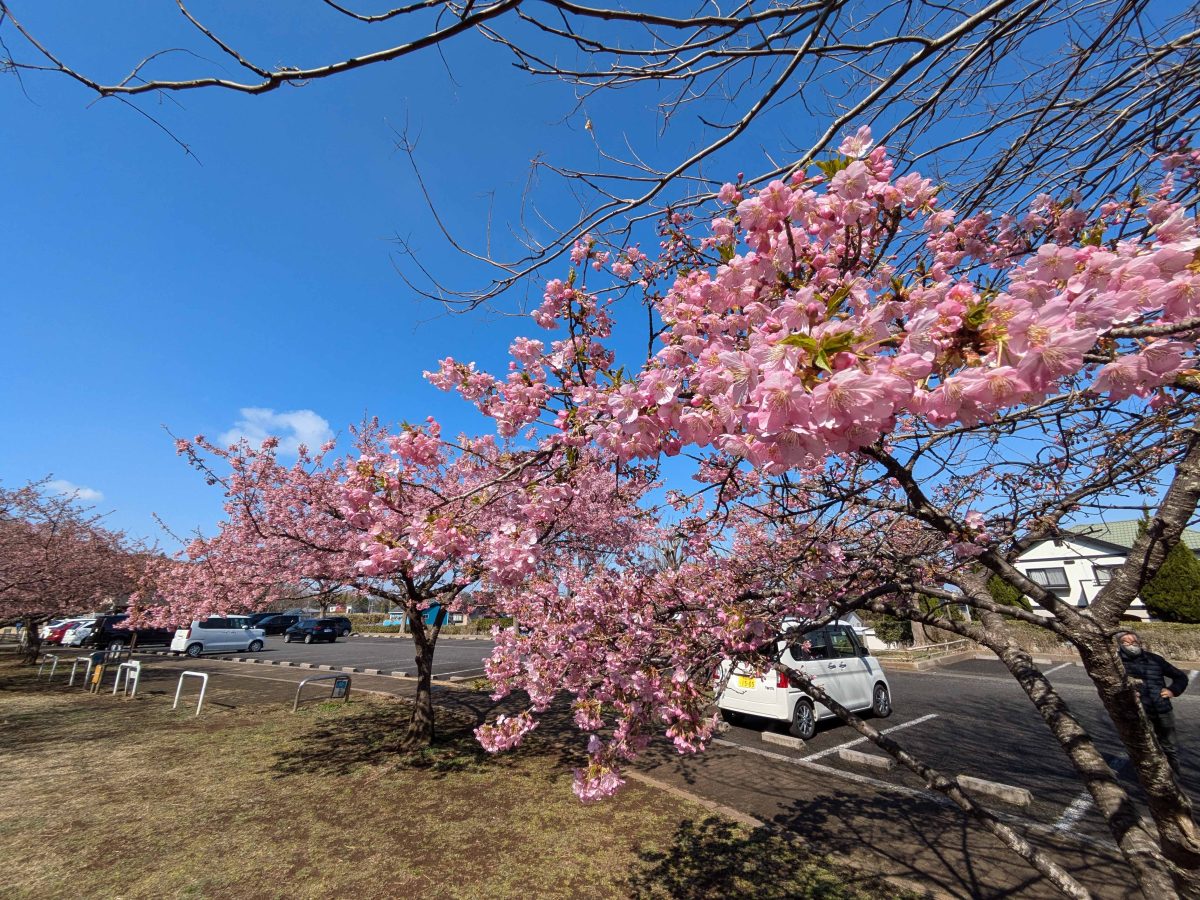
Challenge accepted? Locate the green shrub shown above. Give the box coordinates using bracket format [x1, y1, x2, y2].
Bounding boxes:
[987, 574, 1032, 612]
[1142, 541, 1200, 623]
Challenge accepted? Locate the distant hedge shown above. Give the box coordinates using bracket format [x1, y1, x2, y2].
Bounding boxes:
[1000, 620, 1200, 660]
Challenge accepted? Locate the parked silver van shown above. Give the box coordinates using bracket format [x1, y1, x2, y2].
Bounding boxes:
[171, 617, 265, 658]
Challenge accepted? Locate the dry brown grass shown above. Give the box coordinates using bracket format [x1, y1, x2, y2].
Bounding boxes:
[0, 660, 899, 899]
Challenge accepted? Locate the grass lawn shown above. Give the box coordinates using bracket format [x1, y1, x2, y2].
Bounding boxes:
[0, 659, 903, 899]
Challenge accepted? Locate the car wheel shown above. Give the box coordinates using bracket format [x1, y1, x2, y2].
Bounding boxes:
[185, 643, 203, 659]
[303, 634, 313, 644]
[248, 639, 264, 653]
[341, 627, 351, 637]
[789, 698, 817, 740]
[871, 683, 892, 718]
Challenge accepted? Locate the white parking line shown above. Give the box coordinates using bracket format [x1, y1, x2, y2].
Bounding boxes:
[1190, 670, 1198, 683]
[711, 738, 1118, 853]
[1043, 662, 1074, 676]
[717, 738, 926, 796]
[1052, 791, 1094, 831]
[435, 666, 488, 677]
[802, 713, 939, 761]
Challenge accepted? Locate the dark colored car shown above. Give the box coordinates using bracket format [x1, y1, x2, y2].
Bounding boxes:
[247, 612, 282, 628]
[256, 614, 300, 635]
[284, 618, 339, 644]
[326, 616, 353, 637]
[81, 614, 174, 648]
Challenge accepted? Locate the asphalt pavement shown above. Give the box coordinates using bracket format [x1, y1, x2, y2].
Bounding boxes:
[221, 633, 495, 678]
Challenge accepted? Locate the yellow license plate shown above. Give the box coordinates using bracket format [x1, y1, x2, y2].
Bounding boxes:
[736, 675, 756, 689]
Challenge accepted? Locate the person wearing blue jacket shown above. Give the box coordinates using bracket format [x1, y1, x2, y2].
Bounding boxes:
[1117, 630, 1189, 775]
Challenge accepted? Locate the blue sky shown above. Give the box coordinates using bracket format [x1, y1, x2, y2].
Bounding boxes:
[1, 2, 652, 546]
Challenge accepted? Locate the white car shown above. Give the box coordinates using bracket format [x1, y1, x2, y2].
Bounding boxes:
[171, 617, 266, 658]
[716, 620, 892, 740]
[61, 619, 97, 647]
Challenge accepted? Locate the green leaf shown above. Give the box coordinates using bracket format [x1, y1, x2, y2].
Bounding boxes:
[825, 285, 851, 316]
[821, 330, 856, 354]
[777, 333, 819, 352]
[718, 243, 736, 263]
[815, 155, 851, 178]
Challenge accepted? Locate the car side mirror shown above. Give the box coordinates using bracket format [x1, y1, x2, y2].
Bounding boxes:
[860, 645, 870, 657]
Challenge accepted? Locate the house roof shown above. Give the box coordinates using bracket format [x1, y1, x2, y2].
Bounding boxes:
[1066, 520, 1200, 553]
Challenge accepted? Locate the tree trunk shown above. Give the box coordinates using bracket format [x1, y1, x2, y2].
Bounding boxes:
[1076, 633, 1200, 886]
[403, 606, 446, 748]
[989, 632, 1183, 897]
[19, 615, 42, 665]
[909, 618, 929, 647]
[784, 662, 1093, 899]
[876, 594, 1188, 897]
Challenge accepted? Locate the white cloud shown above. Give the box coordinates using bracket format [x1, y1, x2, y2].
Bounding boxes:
[46, 479, 104, 502]
[219, 408, 334, 455]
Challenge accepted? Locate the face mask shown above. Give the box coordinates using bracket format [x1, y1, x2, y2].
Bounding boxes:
[1122, 644, 1142, 657]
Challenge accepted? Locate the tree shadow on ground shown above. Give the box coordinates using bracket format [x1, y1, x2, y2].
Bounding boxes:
[270, 690, 594, 782]
[269, 700, 494, 779]
[634, 732, 1139, 899]
[625, 816, 905, 900]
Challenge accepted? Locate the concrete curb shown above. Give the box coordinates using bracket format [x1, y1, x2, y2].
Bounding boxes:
[130, 649, 467, 689]
[956, 774, 1033, 807]
[761, 732, 806, 751]
[838, 748, 895, 771]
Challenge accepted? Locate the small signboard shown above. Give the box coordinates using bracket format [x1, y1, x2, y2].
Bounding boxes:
[330, 676, 351, 700]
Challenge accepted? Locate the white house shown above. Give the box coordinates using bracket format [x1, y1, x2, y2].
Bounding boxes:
[1014, 520, 1200, 621]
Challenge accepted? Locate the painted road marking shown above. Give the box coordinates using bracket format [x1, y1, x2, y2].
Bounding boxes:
[434, 666, 488, 677]
[1190, 670, 1198, 682]
[712, 739, 1117, 853]
[1044, 662, 1074, 676]
[802, 713, 939, 761]
[1053, 792, 1094, 832]
[914, 670, 1098, 694]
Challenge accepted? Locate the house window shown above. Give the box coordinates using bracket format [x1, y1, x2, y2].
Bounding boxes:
[1026, 567, 1071, 595]
[1094, 565, 1121, 586]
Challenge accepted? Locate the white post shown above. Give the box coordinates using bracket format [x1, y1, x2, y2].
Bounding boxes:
[173, 671, 209, 716]
[38, 654, 59, 680]
[113, 661, 142, 698]
[68, 656, 95, 687]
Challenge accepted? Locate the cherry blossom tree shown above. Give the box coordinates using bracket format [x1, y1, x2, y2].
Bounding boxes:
[141, 421, 653, 746]
[428, 131, 1200, 895]
[0, 479, 142, 663]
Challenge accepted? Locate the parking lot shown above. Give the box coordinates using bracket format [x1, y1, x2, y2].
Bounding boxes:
[239, 633, 495, 679]
[129, 634, 1197, 867]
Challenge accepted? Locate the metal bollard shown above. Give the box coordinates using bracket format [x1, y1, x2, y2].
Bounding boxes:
[68, 656, 96, 687]
[38, 653, 60, 680]
[112, 661, 142, 699]
[293, 674, 352, 712]
[173, 671, 209, 716]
